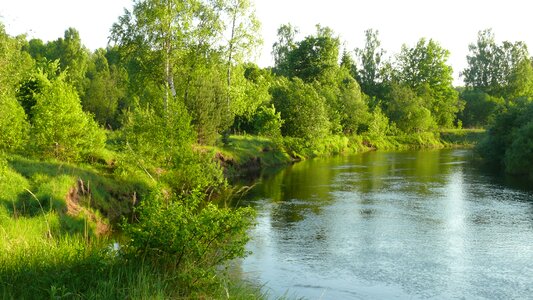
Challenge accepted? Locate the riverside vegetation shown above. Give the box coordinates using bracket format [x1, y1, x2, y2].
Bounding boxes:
[1, 0, 533, 298]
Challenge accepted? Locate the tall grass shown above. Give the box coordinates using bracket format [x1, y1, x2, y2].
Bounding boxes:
[0, 156, 265, 300]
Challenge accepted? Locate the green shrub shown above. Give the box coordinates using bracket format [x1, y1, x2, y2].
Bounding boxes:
[0, 93, 29, 152]
[121, 101, 225, 191]
[272, 78, 330, 139]
[122, 189, 254, 291]
[504, 121, 533, 175]
[30, 72, 106, 161]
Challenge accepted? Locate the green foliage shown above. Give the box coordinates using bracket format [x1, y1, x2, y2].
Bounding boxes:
[284, 25, 340, 83]
[395, 38, 461, 128]
[385, 83, 437, 134]
[251, 105, 284, 140]
[477, 100, 533, 175]
[183, 63, 233, 145]
[366, 106, 392, 137]
[121, 100, 224, 191]
[82, 48, 127, 128]
[463, 29, 530, 98]
[355, 29, 386, 100]
[504, 122, 533, 175]
[30, 72, 106, 161]
[459, 90, 505, 128]
[0, 93, 29, 152]
[122, 189, 254, 289]
[271, 78, 330, 140]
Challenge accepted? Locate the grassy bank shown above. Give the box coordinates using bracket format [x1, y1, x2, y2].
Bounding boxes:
[214, 130, 486, 174]
[0, 155, 263, 299]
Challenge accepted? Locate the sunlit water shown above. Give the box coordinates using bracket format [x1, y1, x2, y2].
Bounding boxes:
[238, 149, 533, 299]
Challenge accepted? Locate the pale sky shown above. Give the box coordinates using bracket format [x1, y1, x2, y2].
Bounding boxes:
[2, 0, 532, 85]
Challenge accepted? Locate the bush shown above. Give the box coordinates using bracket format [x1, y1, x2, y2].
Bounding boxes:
[122, 189, 254, 291]
[30, 72, 105, 161]
[503, 122, 533, 175]
[121, 100, 225, 191]
[0, 93, 29, 152]
[272, 78, 330, 139]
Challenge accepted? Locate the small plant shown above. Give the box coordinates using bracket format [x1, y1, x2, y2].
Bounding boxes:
[122, 188, 254, 292]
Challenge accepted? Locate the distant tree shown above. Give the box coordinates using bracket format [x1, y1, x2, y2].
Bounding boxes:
[506, 58, 533, 101]
[395, 38, 460, 128]
[355, 29, 386, 101]
[463, 29, 530, 98]
[30, 70, 105, 161]
[0, 23, 33, 152]
[385, 83, 436, 133]
[272, 23, 299, 76]
[82, 48, 127, 128]
[285, 25, 340, 84]
[271, 78, 330, 139]
[478, 100, 533, 176]
[459, 90, 505, 128]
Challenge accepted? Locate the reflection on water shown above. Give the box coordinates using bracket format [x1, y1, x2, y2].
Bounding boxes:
[239, 149, 533, 299]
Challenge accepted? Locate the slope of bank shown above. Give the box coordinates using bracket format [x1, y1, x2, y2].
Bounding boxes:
[214, 130, 486, 175]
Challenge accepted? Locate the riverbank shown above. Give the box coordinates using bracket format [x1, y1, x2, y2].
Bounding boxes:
[0, 154, 264, 299]
[0, 129, 484, 299]
[213, 129, 486, 176]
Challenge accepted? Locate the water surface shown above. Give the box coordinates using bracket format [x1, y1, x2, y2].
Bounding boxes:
[239, 149, 533, 299]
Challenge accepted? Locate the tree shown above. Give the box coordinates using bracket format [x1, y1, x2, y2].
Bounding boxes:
[283, 25, 340, 84]
[462, 29, 530, 98]
[0, 22, 33, 152]
[223, 0, 261, 101]
[111, 0, 200, 110]
[30, 71, 105, 161]
[355, 29, 386, 100]
[459, 90, 504, 128]
[385, 83, 436, 133]
[395, 38, 460, 128]
[272, 23, 299, 76]
[271, 78, 330, 139]
[82, 48, 127, 128]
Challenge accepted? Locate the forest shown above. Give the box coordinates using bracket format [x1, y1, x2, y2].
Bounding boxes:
[1, 0, 533, 298]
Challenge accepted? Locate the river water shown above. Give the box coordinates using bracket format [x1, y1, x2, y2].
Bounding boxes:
[238, 149, 533, 299]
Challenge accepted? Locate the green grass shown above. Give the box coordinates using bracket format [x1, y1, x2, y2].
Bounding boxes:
[212, 135, 293, 171]
[439, 128, 486, 147]
[0, 220, 265, 299]
[0, 154, 265, 300]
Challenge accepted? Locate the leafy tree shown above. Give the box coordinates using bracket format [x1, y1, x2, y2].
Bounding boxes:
[459, 90, 505, 128]
[0, 94, 29, 152]
[184, 63, 232, 145]
[478, 100, 533, 175]
[395, 38, 460, 128]
[82, 48, 127, 128]
[223, 0, 261, 102]
[0, 22, 33, 152]
[504, 121, 533, 175]
[463, 29, 530, 98]
[284, 25, 340, 84]
[121, 99, 224, 190]
[355, 29, 386, 101]
[30, 71, 105, 161]
[111, 0, 201, 109]
[385, 83, 436, 133]
[272, 23, 299, 76]
[506, 58, 533, 101]
[271, 78, 330, 139]
[123, 189, 253, 289]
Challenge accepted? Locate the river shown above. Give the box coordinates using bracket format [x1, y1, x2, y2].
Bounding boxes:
[237, 149, 533, 299]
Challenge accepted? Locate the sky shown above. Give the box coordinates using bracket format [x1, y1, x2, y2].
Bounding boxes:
[2, 0, 532, 85]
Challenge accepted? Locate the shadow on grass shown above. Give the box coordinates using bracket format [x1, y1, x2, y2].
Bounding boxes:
[1, 156, 150, 237]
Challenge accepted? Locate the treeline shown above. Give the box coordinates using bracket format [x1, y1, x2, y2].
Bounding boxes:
[3, 13, 533, 165]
